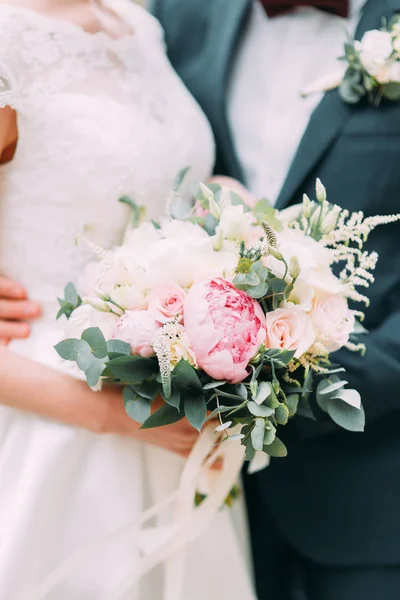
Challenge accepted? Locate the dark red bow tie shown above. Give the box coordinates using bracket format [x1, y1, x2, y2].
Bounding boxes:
[260, 0, 349, 18]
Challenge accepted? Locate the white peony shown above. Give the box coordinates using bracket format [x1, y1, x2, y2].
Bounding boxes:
[359, 30, 393, 77]
[65, 304, 118, 340]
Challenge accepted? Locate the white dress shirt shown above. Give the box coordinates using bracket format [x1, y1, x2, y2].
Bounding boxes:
[228, 0, 366, 203]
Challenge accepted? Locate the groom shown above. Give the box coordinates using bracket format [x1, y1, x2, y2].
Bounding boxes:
[149, 1, 400, 599]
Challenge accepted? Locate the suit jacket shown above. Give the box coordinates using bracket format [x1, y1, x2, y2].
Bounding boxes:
[152, 0, 400, 566]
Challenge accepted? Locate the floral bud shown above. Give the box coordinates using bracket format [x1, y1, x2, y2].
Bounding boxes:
[320, 204, 341, 234]
[315, 178, 327, 203]
[213, 227, 224, 251]
[289, 256, 301, 280]
[302, 194, 314, 218]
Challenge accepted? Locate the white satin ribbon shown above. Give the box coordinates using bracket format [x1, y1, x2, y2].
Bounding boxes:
[32, 426, 245, 600]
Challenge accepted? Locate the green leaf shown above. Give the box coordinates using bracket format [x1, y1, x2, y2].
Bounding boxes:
[64, 282, 79, 306]
[233, 260, 269, 299]
[141, 403, 184, 429]
[252, 198, 283, 231]
[162, 389, 181, 409]
[172, 360, 203, 393]
[107, 339, 131, 357]
[263, 348, 296, 368]
[81, 327, 108, 359]
[327, 397, 365, 432]
[318, 378, 348, 396]
[203, 380, 227, 390]
[107, 355, 158, 384]
[54, 338, 81, 361]
[133, 380, 161, 400]
[275, 403, 289, 425]
[85, 356, 107, 387]
[247, 401, 274, 417]
[184, 393, 207, 431]
[263, 437, 288, 458]
[253, 381, 272, 405]
[285, 394, 299, 417]
[268, 278, 287, 310]
[251, 418, 265, 452]
[244, 441, 256, 462]
[235, 383, 248, 400]
[263, 422, 276, 446]
[54, 338, 92, 371]
[119, 196, 145, 228]
[339, 77, 364, 104]
[123, 387, 151, 423]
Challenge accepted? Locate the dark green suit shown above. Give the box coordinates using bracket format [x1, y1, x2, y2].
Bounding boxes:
[151, 1, 400, 597]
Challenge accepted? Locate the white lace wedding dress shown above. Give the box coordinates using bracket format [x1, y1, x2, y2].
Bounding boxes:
[0, 2, 255, 599]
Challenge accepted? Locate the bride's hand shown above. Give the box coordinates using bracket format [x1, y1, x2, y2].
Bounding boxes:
[99, 389, 199, 459]
[0, 275, 42, 344]
[208, 175, 257, 207]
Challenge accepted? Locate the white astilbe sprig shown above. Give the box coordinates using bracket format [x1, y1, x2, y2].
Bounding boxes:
[152, 318, 189, 399]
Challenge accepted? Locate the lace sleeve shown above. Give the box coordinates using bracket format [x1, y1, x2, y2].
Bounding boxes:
[0, 11, 29, 112]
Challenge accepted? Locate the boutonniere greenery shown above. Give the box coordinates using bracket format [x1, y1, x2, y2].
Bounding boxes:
[340, 16, 400, 105]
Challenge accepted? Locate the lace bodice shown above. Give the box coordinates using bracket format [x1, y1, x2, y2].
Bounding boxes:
[0, 1, 214, 351]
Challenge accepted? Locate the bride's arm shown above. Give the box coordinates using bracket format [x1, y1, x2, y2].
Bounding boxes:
[0, 108, 42, 344]
[0, 344, 198, 456]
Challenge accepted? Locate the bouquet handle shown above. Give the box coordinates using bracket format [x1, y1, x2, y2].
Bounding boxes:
[32, 426, 245, 600]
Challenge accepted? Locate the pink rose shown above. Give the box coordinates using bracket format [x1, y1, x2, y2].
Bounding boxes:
[115, 310, 158, 357]
[310, 292, 355, 352]
[265, 307, 315, 358]
[147, 283, 186, 324]
[184, 278, 266, 383]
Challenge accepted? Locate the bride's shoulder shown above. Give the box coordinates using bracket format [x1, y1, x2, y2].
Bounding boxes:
[114, 0, 165, 41]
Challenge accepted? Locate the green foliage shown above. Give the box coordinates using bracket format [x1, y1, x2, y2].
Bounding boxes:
[123, 386, 151, 424]
[233, 260, 269, 299]
[81, 327, 108, 359]
[252, 198, 283, 231]
[106, 339, 131, 359]
[184, 393, 207, 431]
[141, 403, 184, 429]
[327, 397, 365, 432]
[263, 349, 296, 368]
[85, 356, 108, 386]
[263, 437, 288, 458]
[106, 355, 158, 384]
[119, 195, 146, 228]
[56, 282, 82, 320]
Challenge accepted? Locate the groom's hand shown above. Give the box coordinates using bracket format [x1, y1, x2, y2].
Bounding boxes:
[0, 276, 42, 345]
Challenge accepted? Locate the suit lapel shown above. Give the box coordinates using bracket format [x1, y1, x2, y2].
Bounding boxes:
[274, 0, 397, 210]
[200, 0, 251, 181]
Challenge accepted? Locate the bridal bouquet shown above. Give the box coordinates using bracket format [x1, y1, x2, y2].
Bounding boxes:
[55, 176, 399, 461]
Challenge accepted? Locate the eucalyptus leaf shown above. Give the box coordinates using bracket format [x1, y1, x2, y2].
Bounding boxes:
[275, 403, 289, 425]
[285, 394, 299, 417]
[123, 387, 151, 424]
[318, 378, 348, 396]
[203, 380, 227, 390]
[263, 348, 295, 367]
[248, 401, 274, 418]
[107, 339, 131, 357]
[81, 327, 108, 359]
[162, 389, 181, 409]
[235, 383, 248, 400]
[263, 423, 276, 446]
[327, 397, 365, 432]
[85, 356, 107, 386]
[253, 381, 272, 405]
[141, 403, 184, 429]
[251, 418, 265, 452]
[245, 441, 256, 462]
[263, 437, 288, 458]
[54, 338, 82, 361]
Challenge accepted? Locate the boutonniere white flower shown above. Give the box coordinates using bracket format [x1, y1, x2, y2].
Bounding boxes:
[301, 16, 400, 106]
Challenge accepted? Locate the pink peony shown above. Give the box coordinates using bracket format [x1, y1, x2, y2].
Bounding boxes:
[265, 307, 315, 358]
[115, 310, 158, 357]
[184, 278, 266, 383]
[147, 283, 186, 324]
[310, 292, 355, 352]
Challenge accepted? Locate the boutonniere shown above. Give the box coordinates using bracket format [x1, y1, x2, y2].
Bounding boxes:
[301, 16, 400, 106]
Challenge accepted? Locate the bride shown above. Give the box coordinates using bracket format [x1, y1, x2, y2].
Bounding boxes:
[0, 0, 255, 598]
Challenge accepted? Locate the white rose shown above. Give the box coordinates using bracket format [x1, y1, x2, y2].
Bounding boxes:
[65, 304, 118, 340]
[310, 292, 355, 353]
[359, 30, 393, 76]
[170, 335, 197, 368]
[282, 280, 315, 312]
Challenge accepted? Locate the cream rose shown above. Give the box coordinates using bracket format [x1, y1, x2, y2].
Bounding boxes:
[310, 292, 355, 352]
[265, 306, 315, 358]
[147, 283, 186, 324]
[359, 30, 393, 77]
